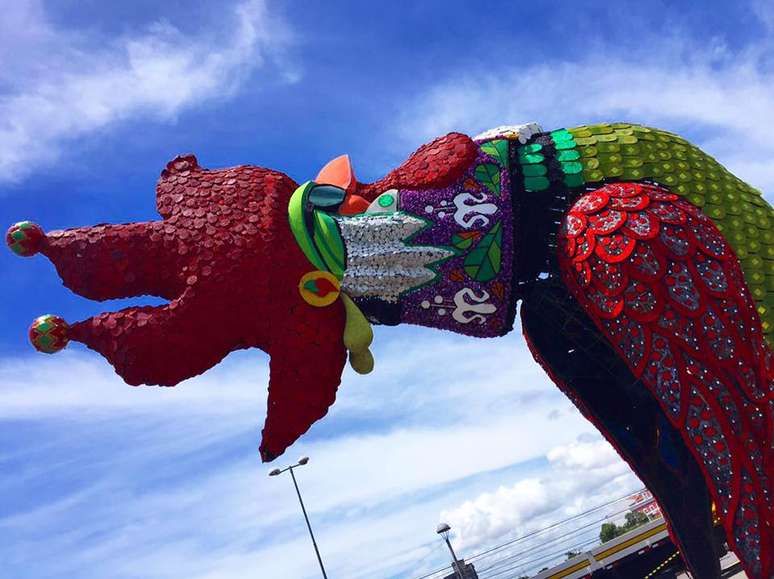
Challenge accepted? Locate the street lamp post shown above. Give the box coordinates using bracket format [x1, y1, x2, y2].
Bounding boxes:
[436, 522, 465, 579]
[269, 457, 328, 579]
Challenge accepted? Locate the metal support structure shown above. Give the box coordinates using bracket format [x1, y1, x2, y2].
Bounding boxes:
[437, 523, 465, 579]
[444, 537, 465, 579]
[269, 458, 328, 579]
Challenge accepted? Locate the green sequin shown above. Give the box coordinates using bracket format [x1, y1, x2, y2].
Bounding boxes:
[521, 143, 543, 154]
[520, 153, 544, 164]
[524, 176, 550, 191]
[513, 121, 773, 345]
[513, 124, 772, 345]
[554, 140, 577, 150]
[551, 129, 574, 142]
[523, 164, 547, 177]
[563, 123, 774, 346]
[378, 194, 394, 208]
[561, 161, 583, 175]
[556, 150, 581, 162]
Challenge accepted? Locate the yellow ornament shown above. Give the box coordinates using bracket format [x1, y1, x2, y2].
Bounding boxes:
[298, 271, 340, 307]
[341, 294, 373, 352]
[349, 348, 374, 375]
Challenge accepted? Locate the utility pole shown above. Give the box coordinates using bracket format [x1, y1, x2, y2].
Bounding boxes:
[269, 457, 328, 579]
[437, 523, 465, 579]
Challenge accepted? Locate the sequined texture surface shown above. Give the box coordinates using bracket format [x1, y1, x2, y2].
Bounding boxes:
[7, 122, 773, 579]
[343, 135, 516, 337]
[356, 132, 479, 200]
[30, 155, 348, 462]
[515, 123, 774, 347]
[395, 143, 515, 337]
[558, 182, 774, 579]
[336, 212, 457, 302]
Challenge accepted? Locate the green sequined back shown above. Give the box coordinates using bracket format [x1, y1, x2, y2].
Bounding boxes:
[515, 123, 774, 346]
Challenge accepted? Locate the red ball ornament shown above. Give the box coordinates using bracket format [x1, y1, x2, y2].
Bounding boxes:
[6, 221, 45, 257]
[29, 314, 69, 354]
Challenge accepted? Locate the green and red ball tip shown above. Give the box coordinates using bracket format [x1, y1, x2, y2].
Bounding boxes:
[6, 221, 46, 257]
[29, 314, 70, 353]
[6, 222, 69, 353]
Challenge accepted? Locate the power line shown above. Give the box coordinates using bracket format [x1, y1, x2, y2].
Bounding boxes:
[411, 560, 453, 579]
[481, 510, 620, 572]
[476, 519, 604, 575]
[474, 501, 640, 575]
[409, 488, 645, 579]
[408, 542, 452, 579]
[481, 536, 600, 579]
[465, 489, 643, 564]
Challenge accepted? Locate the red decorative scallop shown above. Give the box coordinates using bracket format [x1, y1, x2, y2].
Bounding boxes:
[557, 182, 774, 577]
[610, 195, 650, 211]
[624, 210, 660, 240]
[573, 189, 610, 214]
[588, 210, 626, 235]
[562, 212, 587, 238]
[607, 182, 643, 198]
[648, 201, 687, 225]
[595, 232, 636, 262]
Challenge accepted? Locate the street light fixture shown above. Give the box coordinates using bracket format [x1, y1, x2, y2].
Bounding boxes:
[437, 522, 465, 579]
[269, 457, 328, 579]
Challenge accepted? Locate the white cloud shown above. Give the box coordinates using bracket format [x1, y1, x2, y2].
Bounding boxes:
[0, 328, 596, 579]
[546, 437, 621, 471]
[0, 0, 294, 183]
[398, 26, 774, 193]
[0, 348, 269, 418]
[7, 7, 770, 578]
[438, 435, 642, 577]
[0, 329, 585, 508]
[385, 14, 773, 575]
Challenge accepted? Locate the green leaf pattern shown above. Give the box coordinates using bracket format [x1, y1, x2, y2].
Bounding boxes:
[474, 163, 500, 195]
[451, 231, 481, 251]
[463, 221, 502, 282]
[480, 139, 509, 168]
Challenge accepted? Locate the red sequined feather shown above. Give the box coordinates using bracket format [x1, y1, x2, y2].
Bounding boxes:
[558, 182, 774, 579]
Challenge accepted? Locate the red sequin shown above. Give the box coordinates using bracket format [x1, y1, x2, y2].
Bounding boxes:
[588, 210, 626, 235]
[39, 154, 347, 463]
[574, 190, 610, 214]
[356, 133, 478, 199]
[624, 210, 660, 240]
[648, 201, 687, 225]
[610, 195, 650, 211]
[559, 182, 774, 578]
[562, 212, 587, 237]
[594, 232, 636, 262]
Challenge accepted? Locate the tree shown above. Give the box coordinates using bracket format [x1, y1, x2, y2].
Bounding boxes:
[599, 510, 651, 543]
[623, 511, 649, 530]
[600, 522, 624, 543]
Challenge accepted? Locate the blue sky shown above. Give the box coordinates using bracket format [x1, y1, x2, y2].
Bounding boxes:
[1, 1, 773, 578]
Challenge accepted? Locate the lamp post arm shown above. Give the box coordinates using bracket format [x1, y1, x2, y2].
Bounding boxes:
[289, 466, 328, 579]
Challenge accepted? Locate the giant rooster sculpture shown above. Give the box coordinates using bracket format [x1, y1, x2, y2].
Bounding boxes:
[7, 123, 773, 578]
